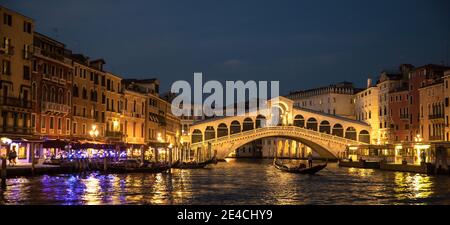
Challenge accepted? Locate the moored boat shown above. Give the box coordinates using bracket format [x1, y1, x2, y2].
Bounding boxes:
[273, 159, 327, 174]
[172, 157, 218, 169]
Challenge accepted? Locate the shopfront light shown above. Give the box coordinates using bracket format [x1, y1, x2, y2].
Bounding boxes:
[1, 137, 12, 145]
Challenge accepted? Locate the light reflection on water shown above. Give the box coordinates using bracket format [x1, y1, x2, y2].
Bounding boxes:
[1, 159, 450, 205]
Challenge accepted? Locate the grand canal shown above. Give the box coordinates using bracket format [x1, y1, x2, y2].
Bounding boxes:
[1, 159, 450, 205]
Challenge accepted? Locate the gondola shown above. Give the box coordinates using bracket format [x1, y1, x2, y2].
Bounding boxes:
[108, 161, 171, 174]
[273, 159, 327, 174]
[108, 165, 170, 174]
[172, 157, 218, 169]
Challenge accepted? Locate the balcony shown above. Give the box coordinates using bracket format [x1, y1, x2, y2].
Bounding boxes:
[429, 114, 445, 122]
[105, 131, 123, 139]
[1, 45, 14, 56]
[400, 114, 409, 120]
[0, 126, 33, 135]
[34, 47, 64, 62]
[0, 96, 32, 109]
[429, 136, 445, 141]
[41, 101, 70, 115]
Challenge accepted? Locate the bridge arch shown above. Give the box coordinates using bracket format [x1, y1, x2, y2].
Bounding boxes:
[217, 123, 228, 137]
[232, 136, 336, 159]
[192, 129, 203, 143]
[306, 118, 318, 131]
[230, 120, 241, 134]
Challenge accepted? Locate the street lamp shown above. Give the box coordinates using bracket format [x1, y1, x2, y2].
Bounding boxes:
[89, 125, 99, 140]
[414, 134, 423, 142]
[157, 132, 163, 142]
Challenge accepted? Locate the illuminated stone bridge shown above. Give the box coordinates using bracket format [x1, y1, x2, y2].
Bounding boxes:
[187, 97, 371, 160]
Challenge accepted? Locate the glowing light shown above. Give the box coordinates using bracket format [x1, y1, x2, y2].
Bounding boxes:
[1, 137, 12, 145]
[89, 125, 99, 138]
[157, 132, 164, 142]
[112, 120, 119, 129]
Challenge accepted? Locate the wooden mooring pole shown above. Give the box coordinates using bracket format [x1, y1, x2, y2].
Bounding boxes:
[1, 157, 6, 188]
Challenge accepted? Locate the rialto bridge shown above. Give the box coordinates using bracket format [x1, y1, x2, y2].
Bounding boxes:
[185, 97, 371, 160]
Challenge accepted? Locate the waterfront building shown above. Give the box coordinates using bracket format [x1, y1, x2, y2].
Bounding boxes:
[32, 32, 73, 159]
[408, 64, 450, 142]
[0, 6, 35, 163]
[71, 55, 106, 143]
[354, 79, 380, 144]
[287, 81, 359, 119]
[419, 80, 445, 141]
[389, 87, 410, 142]
[104, 72, 123, 145]
[376, 67, 409, 144]
[121, 79, 181, 161]
[121, 80, 147, 158]
[445, 70, 450, 141]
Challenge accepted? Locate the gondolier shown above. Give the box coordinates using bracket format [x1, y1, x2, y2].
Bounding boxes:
[307, 153, 313, 168]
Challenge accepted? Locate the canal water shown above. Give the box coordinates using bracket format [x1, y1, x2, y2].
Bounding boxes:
[1, 159, 450, 205]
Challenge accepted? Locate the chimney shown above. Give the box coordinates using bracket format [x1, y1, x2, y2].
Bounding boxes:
[367, 78, 372, 88]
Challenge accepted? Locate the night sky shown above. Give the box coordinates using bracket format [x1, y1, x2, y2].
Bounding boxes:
[4, 0, 450, 95]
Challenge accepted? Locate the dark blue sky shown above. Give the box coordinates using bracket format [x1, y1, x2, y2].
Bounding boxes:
[4, 0, 450, 95]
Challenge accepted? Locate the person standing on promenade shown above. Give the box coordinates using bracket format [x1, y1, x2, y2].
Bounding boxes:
[8, 146, 17, 167]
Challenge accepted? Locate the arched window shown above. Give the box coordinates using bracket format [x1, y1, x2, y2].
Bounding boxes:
[294, 115, 305, 127]
[306, 118, 318, 131]
[243, 118, 254, 131]
[319, 120, 331, 134]
[256, 115, 266, 128]
[217, 123, 228, 137]
[332, 124, 343, 137]
[204, 126, 215, 140]
[359, 130, 370, 143]
[230, 120, 241, 134]
[191, 129, 203, 143]
[345, 127, 357, 140]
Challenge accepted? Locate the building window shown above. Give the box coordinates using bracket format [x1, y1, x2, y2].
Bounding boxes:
[66, 119, 70, 133]
[82, 124, 86, 135]
[58, 118, 62, 130]
[2, 60, 11, 75]
[41, 116, 46, 129]
[50, 117, 54, 129]
[446, 98, 449, 107]
[23, 65, 30, 80]
[73, 122, 77, 134]
[31, 114, 36, 131]
[23, 21, 32, 33]
[3, 13, 12, 26]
